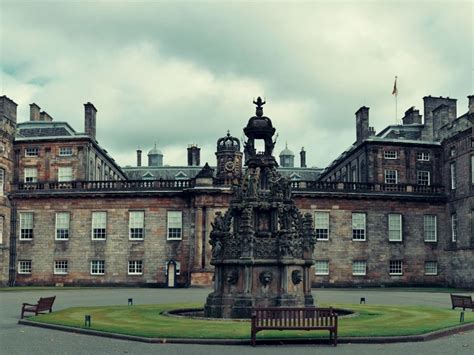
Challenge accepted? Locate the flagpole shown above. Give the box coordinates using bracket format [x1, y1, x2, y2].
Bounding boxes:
[392, 76, 398, 124]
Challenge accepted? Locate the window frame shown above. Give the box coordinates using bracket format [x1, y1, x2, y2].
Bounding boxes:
[389, 260, 403, 276]
[128, 260, 143, 275]
[58, 166, 73, 182]
[314, 260, 329, 275]
[24, 167, 38, 183]
[91, 211, 107, 240]
[59, 147, 73, 156]
[416, 170, 431, 186]
[19, 212, 34, 240]
[352, 212, 366, 241]
[55, 212, 70, 241]
[18, 260, 32, 274]
[25, 147, 39, 157]
[129, 211, 145, 240]
[450, 162, 456, 190]
[383, 151, 398, 159]
[451, 213, 457, 242]
[314, 211, 330, 241]
[384, 169, 398, 184]
[54, 260, 68, 275]
[416, 152, 430, 161]
[424, 261, 438, 276]
[167, 211, 183, 240]
[352, 260, 367, 276]
[388, 213, 402, 242]
[423, 215, 437, 242]
[90, 260, 105, 275]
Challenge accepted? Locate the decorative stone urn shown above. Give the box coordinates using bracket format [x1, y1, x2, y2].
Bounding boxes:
[204, 98, 316, 318]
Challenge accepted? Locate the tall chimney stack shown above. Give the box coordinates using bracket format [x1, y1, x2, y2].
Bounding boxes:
[187, 145, 201, 166]
[84, 102, 97, 140]
[468, 95, 474, 114]
[30, 103, 41, 121]
[355, 106, 370, 144]
[300, 147, 306, 168]
[137, 148, 142, 167]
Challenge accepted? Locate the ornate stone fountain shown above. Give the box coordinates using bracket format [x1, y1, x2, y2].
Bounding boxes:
[204, 98, 316, 318]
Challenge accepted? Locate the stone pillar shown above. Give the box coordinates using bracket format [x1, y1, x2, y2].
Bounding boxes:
[194, 207, 203, 269]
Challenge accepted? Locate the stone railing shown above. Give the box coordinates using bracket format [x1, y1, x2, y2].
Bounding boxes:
[13, 179, 193, 192]
[12, 179, 445, 195]
[290, 181, 445, 194]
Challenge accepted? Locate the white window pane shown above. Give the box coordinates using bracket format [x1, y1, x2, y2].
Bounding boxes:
[315, 260, 329, 275]
[388, 214, 402, 241]
[352, 261, 367, 275]
[58, 167, 73, 182]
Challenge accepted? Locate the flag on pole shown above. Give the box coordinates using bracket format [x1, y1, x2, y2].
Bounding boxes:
[392, 76, 398, 96]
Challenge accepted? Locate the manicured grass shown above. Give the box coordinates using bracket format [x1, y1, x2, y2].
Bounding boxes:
[29, 303, 474, 339]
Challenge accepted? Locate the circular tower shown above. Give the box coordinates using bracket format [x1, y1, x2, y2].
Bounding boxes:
[215, 131, 243, 181]
[204, 98, 316, 318]
[147, 144, 163, 167]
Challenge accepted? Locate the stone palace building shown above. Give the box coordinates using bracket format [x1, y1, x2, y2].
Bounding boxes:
[0, 94, 472, 289]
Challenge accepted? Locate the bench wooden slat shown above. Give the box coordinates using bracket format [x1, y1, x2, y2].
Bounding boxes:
[21, 296, 56, 319]
[251, 306, 338, 347]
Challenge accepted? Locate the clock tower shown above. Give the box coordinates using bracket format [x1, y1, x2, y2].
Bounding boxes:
[215, 131, 243, 181]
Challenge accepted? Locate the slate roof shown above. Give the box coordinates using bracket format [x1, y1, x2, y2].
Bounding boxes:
[16, 121, 84, 139]
[122, 165, 322, 181]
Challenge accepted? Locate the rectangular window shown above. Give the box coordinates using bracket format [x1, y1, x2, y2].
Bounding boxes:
[388, 214, 402, 241]
[58, 166, 73, 182]
[25, 147, 39, 157]
[389, 260, 403, 275]
[416, 152, 430, 161]
[55, 212, 70, 240]
[383, 151, 398, 159]
[314, 211, 329, 240]
[352, 213, 366, 241]
[352, 260, 367, 276]
[314, 260, 329, 275]
[450, 162, 456, 189]
[59, 147, 73, 156]
[18, 260, 32, 274]
[424, 215, 437, 242]
[128, 260, 143, 275]
[0, 168, 4, 196]
[129, 211, 144, 240]
[91, 212, 107, 240]
[0, 216, 3, 244]
[451, 213, 457, 242]
[425, 261, 438, 276]
[417, 171, 430, 186]
[384, 169, 398, 184]
[167, 211, 182, 240]
[19, 212, 33, 240]
[24, 167, 38, 183]
[54, 260, 68, 275]
[471, 155, 474, 185]
[90, 260, 105, 275]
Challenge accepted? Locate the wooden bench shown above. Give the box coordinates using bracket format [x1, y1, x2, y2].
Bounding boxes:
[251, 307, 338, 346]
[21, 296, 56, 319]
[450, 294, 473, 311]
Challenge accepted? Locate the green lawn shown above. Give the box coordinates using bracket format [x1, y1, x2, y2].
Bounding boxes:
[29, 303, 474, 339]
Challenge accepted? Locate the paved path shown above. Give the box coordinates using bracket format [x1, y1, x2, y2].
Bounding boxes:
[1, 288, 473, 355]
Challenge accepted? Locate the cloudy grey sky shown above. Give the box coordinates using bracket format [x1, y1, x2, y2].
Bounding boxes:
[1, 0, 472, 168]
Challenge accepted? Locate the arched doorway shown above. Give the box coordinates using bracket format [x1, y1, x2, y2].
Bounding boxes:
[166, 260, 177, 288]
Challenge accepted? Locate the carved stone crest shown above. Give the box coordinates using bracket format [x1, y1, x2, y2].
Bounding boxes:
[225, 270, 239, 285]
[291, 270, 302, 285]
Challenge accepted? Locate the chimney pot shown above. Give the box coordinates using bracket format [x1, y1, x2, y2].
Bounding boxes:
[300, 147, 306, 168]
[468, 95, 474, 114]
[137, 148, 142, 167]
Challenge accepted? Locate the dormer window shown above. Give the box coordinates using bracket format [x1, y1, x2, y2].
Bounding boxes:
[383, 151, 398, 159]
[142, 172, 154, 180]
[25, 147, 39, 157]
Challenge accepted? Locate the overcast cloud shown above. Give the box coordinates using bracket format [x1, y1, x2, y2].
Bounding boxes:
[1, 0, 472, 168]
